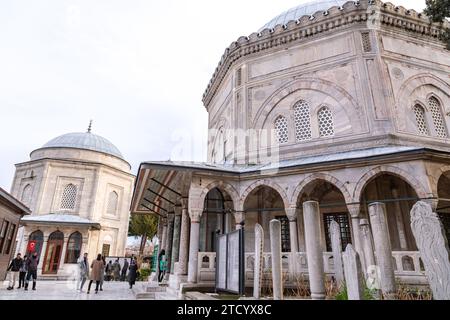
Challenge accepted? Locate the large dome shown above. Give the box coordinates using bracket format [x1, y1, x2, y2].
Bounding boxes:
[41, 132, 124, 160]
[260, 0, 349, 31]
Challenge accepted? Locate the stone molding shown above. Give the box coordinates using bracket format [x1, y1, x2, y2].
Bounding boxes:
[202, 0, 448, 107]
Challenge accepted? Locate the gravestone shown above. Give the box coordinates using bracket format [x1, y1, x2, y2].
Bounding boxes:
[303, 201, 326, 300]
[270, 219, 283, 300]
[254, 223, 264, 299]
[330, 220, 344, 288]
[343, 244, 365, 300]
[410, 201, 450, 300]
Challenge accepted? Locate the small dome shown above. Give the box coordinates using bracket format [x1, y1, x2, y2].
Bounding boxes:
[41, 132, 124, 159]
[260, 0, 349, 31]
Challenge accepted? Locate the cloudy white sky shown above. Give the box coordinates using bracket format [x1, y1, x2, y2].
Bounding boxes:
[0, 0, 426, 190]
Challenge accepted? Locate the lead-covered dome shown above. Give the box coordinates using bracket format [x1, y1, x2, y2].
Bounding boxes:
[260, 0, 349, 31]
[41, 132, 124, 159]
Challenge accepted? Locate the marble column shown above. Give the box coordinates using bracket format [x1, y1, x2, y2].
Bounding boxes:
[234, 211, 245, 230]
[177, 198, 190, 276]
[170, 206, 182, 274]
[297, 208, 306, 251]
[187, 208, 203, 283]
[286, 208, 299, 253]
[368, 202, 396, 298]
[303, 201, 326, 300]
[391, 188, 408, 250]
[270, 219, 283, 300]
[160, 218, 168, 252]
[165, 213, 175, 279]
[348, 204, 365, 273]
[286, 207, 299, 275]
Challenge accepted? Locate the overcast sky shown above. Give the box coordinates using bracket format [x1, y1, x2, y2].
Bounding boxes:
[0, 0, 426, 191]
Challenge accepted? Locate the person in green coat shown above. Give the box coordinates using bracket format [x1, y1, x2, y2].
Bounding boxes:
[158, 250, 166, 283]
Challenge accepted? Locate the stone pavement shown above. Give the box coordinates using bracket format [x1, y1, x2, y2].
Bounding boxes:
[0, 280, 138, 300]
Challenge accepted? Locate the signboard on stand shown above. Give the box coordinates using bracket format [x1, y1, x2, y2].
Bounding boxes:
[215, 228, 245, 295]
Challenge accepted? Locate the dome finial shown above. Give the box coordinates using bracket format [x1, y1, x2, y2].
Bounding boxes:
[87, 120, 93, 133]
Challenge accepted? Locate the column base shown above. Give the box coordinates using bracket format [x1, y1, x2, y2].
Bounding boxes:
[311, 293, 326, 300]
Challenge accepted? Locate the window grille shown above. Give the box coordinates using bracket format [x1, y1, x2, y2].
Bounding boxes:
[276, 216, 291, 252]
[275, 116, 289, 144]
[21, 184, 32, 207]
[361, 32, 372, 52]
[294, 100, 312, 141]
[318, 106, 335, 137]
[323, 213, 352, 252]
[428, 97, 448, 138]
[107, 191, 119, 215]
[413, 105, 429, 135]
[60, 184, 77, 210]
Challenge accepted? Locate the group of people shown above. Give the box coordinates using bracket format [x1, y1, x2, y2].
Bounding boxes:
[6, 252, 39, 291]
[104, 258, 129, 281]
[77, 253, 139, 294]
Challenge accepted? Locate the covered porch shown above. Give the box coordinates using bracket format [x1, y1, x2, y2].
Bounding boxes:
[130, 148, 450, 296]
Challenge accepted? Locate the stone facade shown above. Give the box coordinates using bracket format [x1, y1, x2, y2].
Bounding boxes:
[131, 0, 450, 297]
[0, 188, 30, 280]
[11, 133, 134, 279]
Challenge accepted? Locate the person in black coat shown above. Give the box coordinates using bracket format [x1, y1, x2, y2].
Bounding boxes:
[121, 259, 129, 281]
[6, 253, 22, 290]
[128, 257, 138, 289]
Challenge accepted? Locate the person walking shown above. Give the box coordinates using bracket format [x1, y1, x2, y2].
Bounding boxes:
[128, 257, 138, 289]
[77, 253, 89, 292]
[6, 253, 22, 290]
[158, 250, 166, 283]
[87, 254, 103, 294]
[99, 256, 106, 291]
[105, 260, 113, 281]
[112, 259, 121, 281]
[18, 255, 27, 289]
[24, 252, 39, 291]
[121, 259, 129, 281]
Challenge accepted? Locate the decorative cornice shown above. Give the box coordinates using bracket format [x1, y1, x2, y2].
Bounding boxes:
[202, 0, 449, 108]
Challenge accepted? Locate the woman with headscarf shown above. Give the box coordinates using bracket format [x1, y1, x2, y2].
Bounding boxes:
[87, 254, 103, 294]
[128, 257, 138, 289]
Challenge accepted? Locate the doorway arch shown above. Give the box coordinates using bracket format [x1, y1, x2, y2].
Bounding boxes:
[43, 231, 64, 274]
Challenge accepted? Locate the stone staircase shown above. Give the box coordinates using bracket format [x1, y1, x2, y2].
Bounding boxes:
[132, 281, 178, 300]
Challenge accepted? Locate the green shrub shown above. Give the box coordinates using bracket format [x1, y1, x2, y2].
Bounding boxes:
[137, 268, 151, 281]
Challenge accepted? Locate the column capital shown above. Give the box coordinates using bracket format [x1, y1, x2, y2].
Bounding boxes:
[233, 211, 245, 225]
[359, 218, 370, 227]
[181, 197, 189, 209]
[285, 207, 297, 222]
[189, 209, 203, 223]
[174, 205, 182, 216]
[423, 197, 439, 211]
[167, 213, 175, 223]
[347, 203, 361, 218]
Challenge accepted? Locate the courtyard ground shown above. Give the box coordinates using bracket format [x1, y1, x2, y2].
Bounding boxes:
[0, 280, 138, 300]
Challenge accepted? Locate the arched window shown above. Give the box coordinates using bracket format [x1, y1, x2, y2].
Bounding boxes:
[413, 105, 429, 136]
[294, 100, 312, 141]
[318, 106, 335, 137]
[60, 184, 77, 210]
[27, 230, 44, 257]
[107, 191, 119, 215]
[274, 116, 289, 144]
[65, 232, 82, 264]
[428, 97, 448, 138]
[21, 184, 32, 207]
